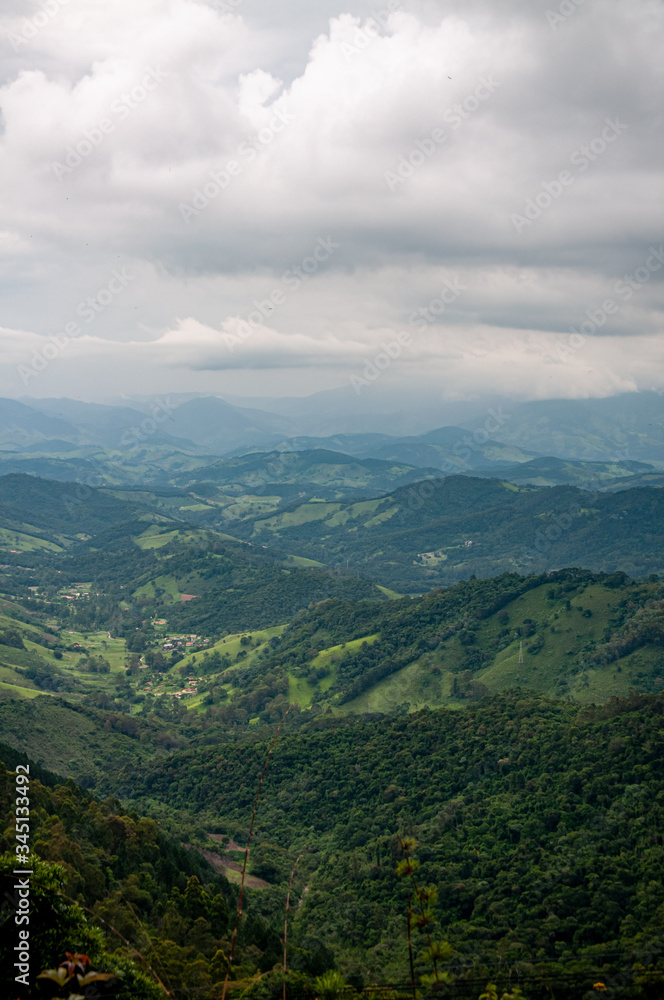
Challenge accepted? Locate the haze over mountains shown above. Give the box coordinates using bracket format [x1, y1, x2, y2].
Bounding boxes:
[2, 0, 664, 992]
[1, 388, 663, 993]
[2, 390, 663, 470]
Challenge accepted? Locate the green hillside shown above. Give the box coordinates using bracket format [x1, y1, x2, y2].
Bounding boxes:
[179, 569, 663, 722]
[2, 564, 663, 736]
[0, 753, 252, 1000]
[231, 476, 664, 590]
[3, 692, 664, 997]
[0, 473, 152, 544]
[172, 448, 443, 502]
[468, 457, 660, 490]
[0, 696, 184, 787]
[0, 474, 388, 644]
[123, 692, 664, 992]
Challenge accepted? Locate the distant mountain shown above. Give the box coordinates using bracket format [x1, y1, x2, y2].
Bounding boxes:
[177, 448, 443, 500]
[25, 397, 198, 450]
[226, 390, 664, 467]
[601, 469, 664, 491]
[5, 396, 290, 454]
[223, 384, 512, 436]
[2, 390, 662, 478]
[482, 392, 664, 463]
[360, 425, 538, 471]
[0, 398, 81, 449]
[225, 432, 395, 459]
[0, 472, 154, 545]
[161, 396, 293, 452]
[467, 456, 658, 490]
[232, 426, 539, 473]
[0, 454, 106, 485]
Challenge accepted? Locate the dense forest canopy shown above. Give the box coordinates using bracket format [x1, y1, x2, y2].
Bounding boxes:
[0, 472, 663, 998]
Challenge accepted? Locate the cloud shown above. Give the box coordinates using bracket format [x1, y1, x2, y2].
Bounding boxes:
[0, 0, 662, 401]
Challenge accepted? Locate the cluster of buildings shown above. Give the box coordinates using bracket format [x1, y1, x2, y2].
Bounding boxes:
[58, 583, 91, 600]
[143, 676, 199, 699]
[161, 633, 209, 650]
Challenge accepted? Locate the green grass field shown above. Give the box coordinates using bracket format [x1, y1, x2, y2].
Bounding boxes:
[341, 659, 465, 715]
[252, 502, 343, 535]
[319, 580, 663, 715]
[175, 625, 286, 674]
[283, 554, 327, 569]
[134, 574, 181, 601]
[0, 527, 63, 552]
[219, 496, 282, 519]
[286, 635, 380, 708]
[0, 680, 43, 700]
[135, 528, 182, 550]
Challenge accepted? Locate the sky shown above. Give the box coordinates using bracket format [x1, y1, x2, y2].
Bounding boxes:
[0, 0, 662, 406]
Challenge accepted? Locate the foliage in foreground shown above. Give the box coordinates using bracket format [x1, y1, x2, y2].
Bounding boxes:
[3, 691, 664, 997]
[127, 693, 664, 989]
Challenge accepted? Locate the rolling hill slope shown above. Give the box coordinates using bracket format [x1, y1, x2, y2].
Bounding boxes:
[467, 456, 661, 490]
[230, 475, 664, 590]
[485, 392, 664, 463]
[173, 448, 443, 500]
[119, 691, 664, 988]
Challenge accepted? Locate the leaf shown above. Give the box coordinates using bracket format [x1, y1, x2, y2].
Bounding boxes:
[427, 940, 454, 962]
[396, 858, 420, 877]
[37, 968, 71, 987]
[77, 971, 116, 985]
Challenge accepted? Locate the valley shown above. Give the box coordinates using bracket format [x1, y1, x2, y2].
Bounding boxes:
[4, 5, 663, 994]
[0, 394, 663, 999]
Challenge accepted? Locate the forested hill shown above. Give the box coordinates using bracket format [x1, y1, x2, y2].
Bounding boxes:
[1, 567, 662, 746]
[4, 694, 664, 996]
[232, 475, 664, 589]
[0, 751, 274, 999]
[0, 472, 154, 551]
[123, 692, 664, 990]
[182, 569, 664, 720]
[170, 448, 444, 499]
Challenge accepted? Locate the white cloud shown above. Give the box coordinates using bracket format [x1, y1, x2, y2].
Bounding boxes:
[0, 0, 662, 401]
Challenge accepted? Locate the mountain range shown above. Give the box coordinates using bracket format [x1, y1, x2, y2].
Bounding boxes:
[0, 390, 658, 459]
[0, 393, 661, 499]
